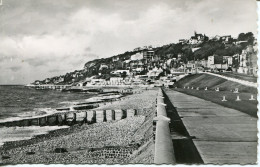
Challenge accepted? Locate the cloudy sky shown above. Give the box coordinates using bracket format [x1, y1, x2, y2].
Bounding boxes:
[0, 0, 257, 84]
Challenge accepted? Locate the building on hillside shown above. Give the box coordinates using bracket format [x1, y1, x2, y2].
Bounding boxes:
[189, 31, 209, 44]
[223, 56, 233, 65]
[110, 77, 124, 85]
[199, 59, 208, 68]
[247, 54, 258, 76]
[58, 77, 64, 82]
[171, 65, 185, 73]
[211, 35, 221, 41]
[166, 58, 176, 68]
[220, 35, 233, 44]
[111, 70, 130, 76]
[237, 46, 257, 75]
[130, 60, 144, 70]
[99, 64, 109, 70]
[130, 50, 154, 65]
[44, 78, 50, 84]
[131, 52, 143, 61]
[35, 80, 40, 85]
[207, 55, 230, 71]
[133, 47, 142, 51]
[90, 79, 106, 85]
[177, 53, 183, 60]
[179, 39, 188, 44]
[151, 54, 160, 65]
[189, 37, 199, 45]
[208, 55, 215, 66]
[112, 56, 119, 62]
[123, 60, 131, 69]
[234, 40, 248, 45]
[147, 67, 163, 78]
[239, 50, 247, 67]
[184, 61, 196, 74]
[143, 50, 154, 62]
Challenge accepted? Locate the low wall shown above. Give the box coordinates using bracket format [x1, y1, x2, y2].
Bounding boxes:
[153, 88, 176, 164]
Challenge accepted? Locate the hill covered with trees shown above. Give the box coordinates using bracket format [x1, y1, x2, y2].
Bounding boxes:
[34, 32, 255, 85]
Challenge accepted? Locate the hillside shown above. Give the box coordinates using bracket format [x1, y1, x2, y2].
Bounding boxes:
[33, 32, 255, 85]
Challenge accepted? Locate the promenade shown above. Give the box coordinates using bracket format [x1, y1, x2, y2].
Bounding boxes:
[164, 89, 257, 164]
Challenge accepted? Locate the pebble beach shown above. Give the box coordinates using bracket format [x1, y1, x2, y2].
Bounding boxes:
[0, 88, 157, 164]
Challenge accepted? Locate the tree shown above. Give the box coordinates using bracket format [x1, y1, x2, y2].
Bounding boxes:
[193, 41, 224, 60]
[121, 71, 127, 79]
[238, 32, 254, 44]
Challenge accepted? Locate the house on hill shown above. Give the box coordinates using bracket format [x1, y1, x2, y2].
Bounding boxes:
[208, 54, 232, 71]
[111, 70, 130, 76]
[133, 47, 142, 51]
[189, 31, 209, 44]
[131, 52, 143, 61]
[99, 64, 109, 70]
[184, 61, 204, 74]
[43, 78, 50, 84]
[112, 56, 119, 62]
[179, 39, 188, 44]
[220, 35, 233, 44]
[143, 50, 154, 64]
[236, 45, 257, 76]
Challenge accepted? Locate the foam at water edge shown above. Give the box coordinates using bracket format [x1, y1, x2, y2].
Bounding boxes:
[0, 108, 57, 123]
[0, 126, 69, 146]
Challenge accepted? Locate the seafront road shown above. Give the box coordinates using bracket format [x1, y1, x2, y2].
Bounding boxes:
[164, 89, 257, 164]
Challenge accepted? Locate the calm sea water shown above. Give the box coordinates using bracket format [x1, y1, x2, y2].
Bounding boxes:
[0, 85, 96, 146]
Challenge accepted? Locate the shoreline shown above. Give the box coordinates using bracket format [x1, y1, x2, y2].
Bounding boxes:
[0, 88, 129, 148]
[0, 88, 157, 164]
[0, 89, 130, 125]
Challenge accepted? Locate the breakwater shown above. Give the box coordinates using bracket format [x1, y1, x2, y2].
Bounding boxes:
[0, 109, 137, 127]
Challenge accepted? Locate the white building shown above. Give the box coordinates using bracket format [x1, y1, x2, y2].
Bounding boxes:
[111, 70, 130, 75]
[208, 55, 214, 67]
[223, 56, 233, 65]
[90, 79, 106, 85]
[110, 77, 124, 85]
[112, 56, 119, 62]
[239, 50, 247, 67]
[147, 67, 163, 77]
[131, 52, 143, 61]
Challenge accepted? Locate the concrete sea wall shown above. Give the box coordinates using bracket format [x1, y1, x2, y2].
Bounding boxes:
[153, 88, 176, 164]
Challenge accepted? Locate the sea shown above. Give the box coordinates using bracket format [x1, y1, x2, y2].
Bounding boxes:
[0, 85, 96, 146]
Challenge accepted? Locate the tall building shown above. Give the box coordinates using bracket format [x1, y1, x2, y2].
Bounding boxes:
[143, 50, 154, 64]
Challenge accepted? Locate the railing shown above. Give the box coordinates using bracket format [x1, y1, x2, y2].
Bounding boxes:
[153, 88, 176, 164]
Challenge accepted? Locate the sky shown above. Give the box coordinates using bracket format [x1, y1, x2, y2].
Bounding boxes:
[0, 0, 257, 84]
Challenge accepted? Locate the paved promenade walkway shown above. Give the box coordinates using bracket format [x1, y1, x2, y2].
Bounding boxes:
[164, 89, 257, 164]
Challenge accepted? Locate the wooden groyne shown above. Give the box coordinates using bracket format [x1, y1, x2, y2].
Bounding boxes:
[153, 88, 176, 164]
[0, 88, 143, 128]
[0, 109, 137, 127]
